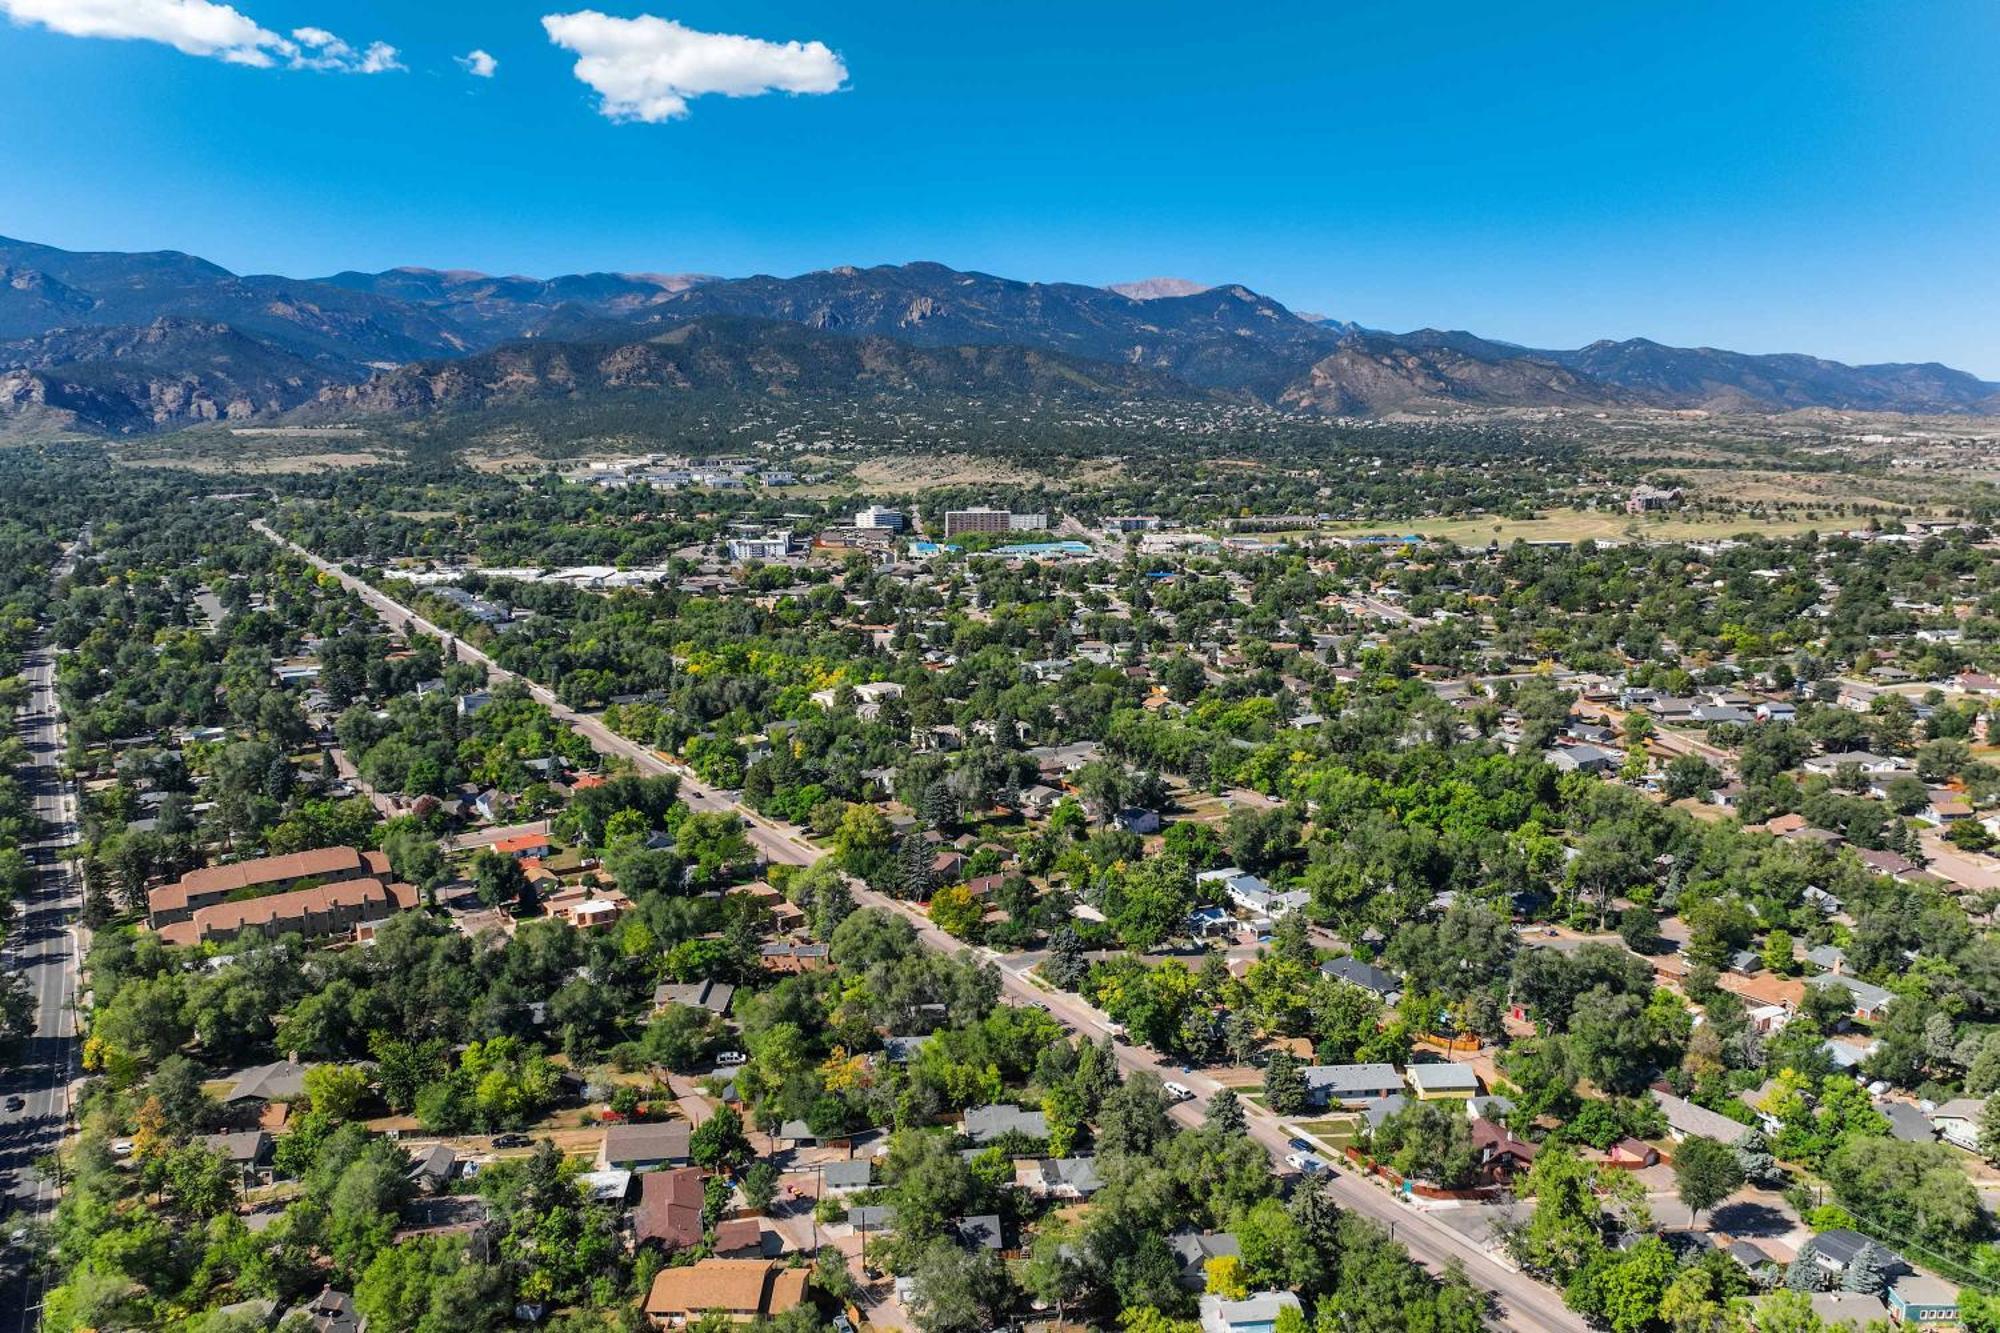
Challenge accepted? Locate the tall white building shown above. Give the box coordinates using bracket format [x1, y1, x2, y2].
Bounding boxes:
[854, 505, 906, 531]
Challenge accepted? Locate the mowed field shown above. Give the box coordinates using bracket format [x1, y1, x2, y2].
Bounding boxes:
[1321, 508, 1841, 545]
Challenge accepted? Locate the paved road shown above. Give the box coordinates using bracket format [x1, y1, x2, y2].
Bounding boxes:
[3, 637, 85, 1333]
[255, 520, 1583, 1330]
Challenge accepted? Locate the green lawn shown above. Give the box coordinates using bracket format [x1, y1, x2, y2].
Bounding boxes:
[1292, 1115, 1362, 1148]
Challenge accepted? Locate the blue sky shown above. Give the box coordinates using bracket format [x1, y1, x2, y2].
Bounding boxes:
[2, 1, 1997, 374]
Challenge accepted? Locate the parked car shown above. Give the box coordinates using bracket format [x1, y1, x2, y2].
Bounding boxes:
[109, 1140, 134, 1157]
[1287, 1137, 1314, 1154]
[1284, 1152, 1327, 1175]
[715, 1050, 748, 1067]
[1163, 1081, 1195, 1102]
[491, 1133, 533, 1149]
[4, 1095, 25, 1112]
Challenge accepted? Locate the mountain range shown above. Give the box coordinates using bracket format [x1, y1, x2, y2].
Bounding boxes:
[3, 234, 1995, 435]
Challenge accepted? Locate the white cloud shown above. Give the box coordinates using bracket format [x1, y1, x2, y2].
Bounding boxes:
[457, 47, 497, 78]
[0, 0, 400, 72]
[541, 10, 845, 123]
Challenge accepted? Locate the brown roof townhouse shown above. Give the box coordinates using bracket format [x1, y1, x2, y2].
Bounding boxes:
[148, 846, 389, 927]
[154, 877, 418, 948]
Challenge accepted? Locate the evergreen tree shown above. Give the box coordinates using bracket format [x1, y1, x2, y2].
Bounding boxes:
[897, 831, 935, 901]
[1264, 1050, 1308, 1116]
[1784, 1244, 1828, 1292]
[1840, 1241, 1886, 1295]
[1205, 1087, 1246, 1136]
[1043, 926, 1088, 992]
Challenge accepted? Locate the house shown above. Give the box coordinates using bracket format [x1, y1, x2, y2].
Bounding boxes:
[819, 1159, 873, 1194]
[1931, 1098, 1986, 1152]
[845, 1205, 896, 1234]
[759, 941, 830, 974]
[1808, 1229, 1903, 1278]
[545, 883, 632, 931]
[1923, 796, 1974, 826]
[640, 1258, 808, 1326]
[1199, 1291, 1303, 1333]
[1014, 1155, 1103, 1199]
[1725, 1240, 1780, 1281]
[1168, 1231, 1241, 1290]
[1360, 1094, 1408, 1132]
[599, 1121, 692, 1172]
[1406, 1062, 1479, 1100]
[577, 1169, 631, 1203]
[1651, 1090, 1749, 1143]
[1469, 1118, 1538, 1180]
[1805, 944, 1848, 974]
[1015, 784, 1064, 817]
[493, 832, 551, 860]
[200, 1130, 273, 1182]
[1113, 807, 1162, 835]
[223, 1059, 312, 1106]
[653, 980, 735, 1016]
[1803, 750, 1909, 777]
[880, 1034, 932, 1063]
[1300, 1063, 1405, 1109]
[295, 1286, 362, 1333]
[456, 691, 492, 717]
[1544, 744, 1620, 775]
[1607, 1139, 1659, 1168]
[1887, 1274, 1961, 1326]
[1320, 956, 1403, 1004]
[405, 1144, 457, 1193]
[1880, 1102, 1936, 1144]
[954, 1214, 1006, 1252]
[1800, 1292, 1887, 1327]
[1189, 905, 1236, 937]
[1810, 973, 1895, 1022]
[635, 1167, 706, 1249]
[960, 1103, 1048, 1144]
[711, 1218, 772, 1259]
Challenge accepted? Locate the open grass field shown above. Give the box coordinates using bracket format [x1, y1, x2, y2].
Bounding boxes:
[1320, 507, 1840, 546]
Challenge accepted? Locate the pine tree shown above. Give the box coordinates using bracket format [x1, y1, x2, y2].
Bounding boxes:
[1841, 1241, 1886, 1295]
[920, 778, 957, 831]
[1785, 1243, 1827, 1292]
[1264, 1051, 1308, 1116]
[897, 832, 935, 900]
[1205, 1087, 1246, 1135]
[1043, 926, 1087, 991]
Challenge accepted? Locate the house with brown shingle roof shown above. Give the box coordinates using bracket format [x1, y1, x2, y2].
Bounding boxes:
[633, 1166, 704, 1250]
[640, 1258, 807, 1326]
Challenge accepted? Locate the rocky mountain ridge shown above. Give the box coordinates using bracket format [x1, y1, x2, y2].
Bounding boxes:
[2, 233, 1993, 434]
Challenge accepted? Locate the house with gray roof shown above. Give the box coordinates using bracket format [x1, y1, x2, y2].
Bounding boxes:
[1319, 956, 1402, 1003]
[960, 1103, 1049, 1144]
[1169, 1231, 1240, 1289]
[1200, 1291, 1303, 1333]
[1300, 1063, 1405, 1108]
[223, 1059, 311, 1105]
[820, 1159, 874, 1193]
[1014, 1155, 1102, 1199]
[1651, 1089, 1749, 1143]
[1810, 972, 1895, 1022]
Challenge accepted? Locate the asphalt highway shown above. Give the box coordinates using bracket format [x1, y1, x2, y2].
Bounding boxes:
[2, 638, 84, 1333]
